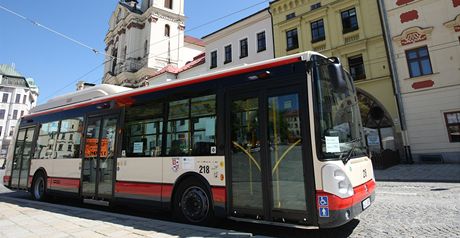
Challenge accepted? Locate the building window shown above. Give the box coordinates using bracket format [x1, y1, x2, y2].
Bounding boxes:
[348, 55, 366, 80]
[405, 46, 433, 78]
[13, 110, 18, 120]
[15, 94, 21, 103]
[210, 50, 217, 69]
[341, 8, 358, 33]
[165, 24, 170, 37]
[144, 40, 149, 57]
[111, 48, 118, 74]
[257, 31, 266, 52]
[445, 111, 460, 142]
[20, 111, 24, 117]
[22, 95, 27, 104]
[286, 28, 299, 51]
[165, 0, 173, 9]
[240, 38, 248, 58]
[224, 45, 232, 64]
[2, 93, 8, 103]
[9, 126, 14, 137]
[0, 126, 2, 136]
[286, 13, 296, 20]
[0, 110, 5, 119]
[123, 46, 127, 61]
[311, 3, 321, 10]
[311, 19, 325, 42]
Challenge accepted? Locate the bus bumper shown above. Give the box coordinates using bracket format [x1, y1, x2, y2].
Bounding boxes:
[317, 179, 376, 228]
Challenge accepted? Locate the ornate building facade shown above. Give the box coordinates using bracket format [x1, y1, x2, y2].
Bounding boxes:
[380, 0, 460, 163]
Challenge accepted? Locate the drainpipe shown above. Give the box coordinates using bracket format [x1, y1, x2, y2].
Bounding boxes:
[377, 0, 413, 163]
[268, 7, 276, 59]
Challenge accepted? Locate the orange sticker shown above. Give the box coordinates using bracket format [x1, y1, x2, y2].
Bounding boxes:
[85, 138, 109, 158]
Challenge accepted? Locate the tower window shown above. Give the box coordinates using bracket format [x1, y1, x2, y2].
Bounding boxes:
[165, 0, 173, 9]
[165, 24, 170, 37]
[144, 40, 149, 57]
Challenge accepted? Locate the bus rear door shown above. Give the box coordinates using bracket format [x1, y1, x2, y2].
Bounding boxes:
[10, 126, 36, 189]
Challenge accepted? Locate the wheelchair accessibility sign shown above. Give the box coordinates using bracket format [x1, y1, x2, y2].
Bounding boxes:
[318, 196, 328, 206]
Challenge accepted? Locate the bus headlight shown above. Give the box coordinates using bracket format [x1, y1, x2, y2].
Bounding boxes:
[322, 164, 354, 198]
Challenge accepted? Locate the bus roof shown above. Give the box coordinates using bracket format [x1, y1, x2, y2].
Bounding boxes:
[27, 51, 323, 118]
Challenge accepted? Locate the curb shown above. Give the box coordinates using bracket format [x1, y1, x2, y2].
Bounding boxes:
[376, 179, 460, 183]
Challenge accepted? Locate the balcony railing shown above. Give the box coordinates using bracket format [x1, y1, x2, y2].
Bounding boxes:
[113, 57, 147, 75]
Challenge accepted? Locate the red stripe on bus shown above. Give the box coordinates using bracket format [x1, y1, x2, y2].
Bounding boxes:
[316, 179, 376, 211]
[162, 184, 174, 200]
[115, 181, 162, 197]
[211, 187, 226, 203]
[24, 57, 302, 118]
[50, 178, 80, 189]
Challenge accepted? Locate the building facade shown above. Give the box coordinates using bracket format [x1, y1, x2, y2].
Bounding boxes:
[381, 0, 460, 163]
[202, 8, 274, 71]
[103, 0, 204, 87]
[0, 64, 39, 159]
[270, 0, 403, 166]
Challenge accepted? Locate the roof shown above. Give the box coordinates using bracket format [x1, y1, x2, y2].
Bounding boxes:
[146, 53, 206, 79]
[184, 35, 205, 47]
[202, 8, 269, 39]
[0, 64, 23, 77]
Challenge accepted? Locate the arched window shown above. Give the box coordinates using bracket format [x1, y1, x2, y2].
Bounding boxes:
[144, 40, 148, 57]
[123, 46, 127, 60]
[164, 0, 173, 9]
[165, 24, 170, 37]
[111, 48, 118, 74]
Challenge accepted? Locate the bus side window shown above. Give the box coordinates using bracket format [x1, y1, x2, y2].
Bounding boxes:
[166, 95, 216, 156]
[124, 102, 163, 157]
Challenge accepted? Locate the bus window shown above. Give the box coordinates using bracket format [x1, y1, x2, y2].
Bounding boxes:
[124, 102, 163, 157]
[55, 118, 83, 159]
[34, 121, 59, 159]
[167, 95, 216, 156]
[191, 95, 216, 156]
[167, 99, 190, 156]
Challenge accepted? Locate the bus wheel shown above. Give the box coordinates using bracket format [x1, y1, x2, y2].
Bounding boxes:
[31, 173, 47, 201]
[174, 179, 213, 225]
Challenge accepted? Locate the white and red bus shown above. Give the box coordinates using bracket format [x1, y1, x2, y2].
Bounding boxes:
[3, 51, 375, 228]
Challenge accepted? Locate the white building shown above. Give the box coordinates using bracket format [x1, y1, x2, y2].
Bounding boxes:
[380, 0, 460, 163]
[146, 8, 275, 83]
[0, 64, 39, 158]
[202, 8, 274, 71]
[103, 0, 204, 87]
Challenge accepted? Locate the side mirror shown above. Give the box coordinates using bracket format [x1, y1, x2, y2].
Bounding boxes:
[327, 57, 346, 91]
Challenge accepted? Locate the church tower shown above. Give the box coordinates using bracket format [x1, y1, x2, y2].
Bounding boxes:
[103, 0, 202, 87]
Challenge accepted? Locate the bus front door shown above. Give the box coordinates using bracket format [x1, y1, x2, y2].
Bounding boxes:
[10, 127, 36, 189]
[227, 86, 315, 224]
[81, 115, 118, 200]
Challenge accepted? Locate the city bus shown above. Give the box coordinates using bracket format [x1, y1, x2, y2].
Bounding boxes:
[3, 51, 375, 229]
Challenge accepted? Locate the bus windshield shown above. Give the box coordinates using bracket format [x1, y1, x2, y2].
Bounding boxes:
[312, 57, 366, 161]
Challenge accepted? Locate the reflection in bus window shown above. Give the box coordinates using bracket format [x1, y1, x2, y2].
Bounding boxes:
[55, 118, 83, 159]
[34, 121, 59, 159]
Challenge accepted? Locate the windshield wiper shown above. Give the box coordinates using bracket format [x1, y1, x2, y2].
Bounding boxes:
[340, 138, 361, 164]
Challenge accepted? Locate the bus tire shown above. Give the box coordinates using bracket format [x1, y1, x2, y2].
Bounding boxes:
[173, 178, 214, 225]
[31, 173, 48, 201]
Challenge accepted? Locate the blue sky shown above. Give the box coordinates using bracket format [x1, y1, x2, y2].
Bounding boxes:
[0, 0, 268, 103]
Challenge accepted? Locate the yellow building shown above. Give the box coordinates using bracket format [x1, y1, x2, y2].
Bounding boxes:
[270, 0, 403, 166]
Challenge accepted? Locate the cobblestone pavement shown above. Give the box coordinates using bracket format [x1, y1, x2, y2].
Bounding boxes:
[349, 181, 460, 238]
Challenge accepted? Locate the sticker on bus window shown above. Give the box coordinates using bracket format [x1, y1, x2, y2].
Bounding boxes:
[325, 136, 340, 153]
[181, 157, 195, 170]
[133, 142, 143, 153]
[211, 146, 217, 154]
